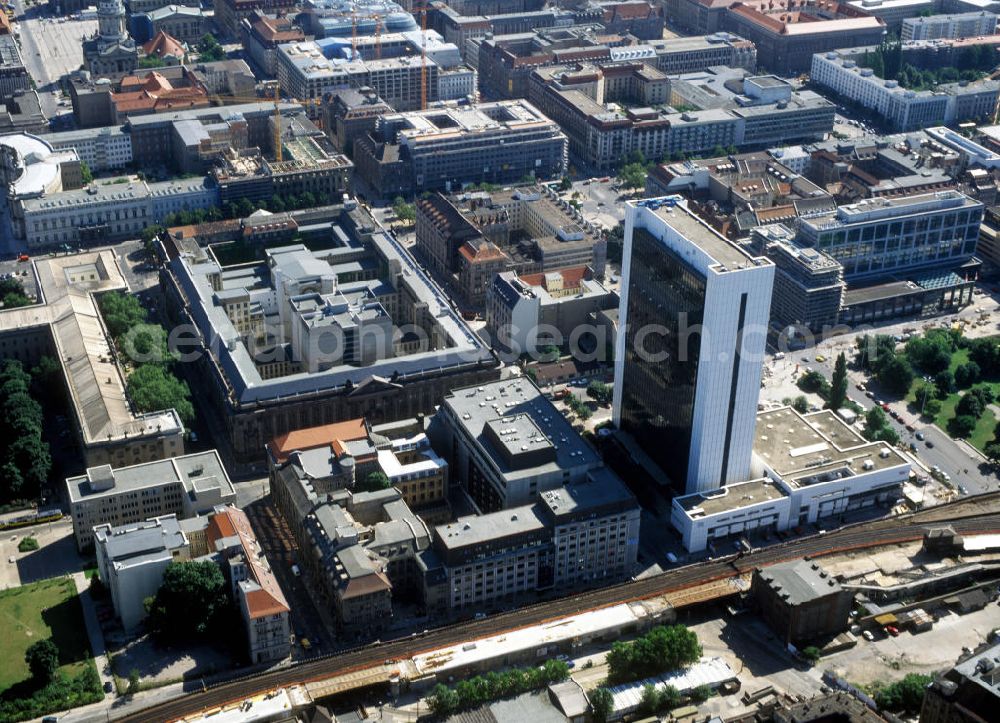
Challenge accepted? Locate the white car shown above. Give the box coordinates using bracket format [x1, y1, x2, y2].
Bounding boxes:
[862, 630, 875, 641]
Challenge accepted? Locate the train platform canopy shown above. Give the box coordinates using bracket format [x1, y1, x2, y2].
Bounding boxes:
[607, 657, 737, 719]
[410, 599, 672, 679]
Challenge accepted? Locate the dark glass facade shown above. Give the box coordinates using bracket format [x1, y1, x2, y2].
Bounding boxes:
[618, 227, 706, 494]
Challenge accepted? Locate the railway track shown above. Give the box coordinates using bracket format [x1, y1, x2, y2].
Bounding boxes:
[120, 496, 1000, 722]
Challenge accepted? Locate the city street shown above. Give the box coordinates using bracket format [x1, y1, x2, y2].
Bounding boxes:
[762, 292, 1000, 497]
[12, 0, 95, 120]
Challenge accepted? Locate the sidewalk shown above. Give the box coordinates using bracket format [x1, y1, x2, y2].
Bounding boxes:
[72, 572, 116, 696]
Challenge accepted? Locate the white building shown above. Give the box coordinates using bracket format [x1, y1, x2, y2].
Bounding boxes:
[671, 406, 911, 551]
[810, 51, 1000, 131]
[66, 450, 236, 550]
[901, 10, 997, 39]
[16, 176, 218, 248]
[613, 197, 774, 496]
[94, 515, 192, 630]
[925, 125, 1000, 169]
[46, 126, 133, 172]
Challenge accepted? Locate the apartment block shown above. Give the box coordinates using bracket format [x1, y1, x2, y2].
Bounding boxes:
[67, 451, 236, 550]
[45, 126, 133, 172]
[241, 10, 306, 77]
[902, 10, 997, 38]
[0, 34, 29, 100]
[810, 51, 1000, 131]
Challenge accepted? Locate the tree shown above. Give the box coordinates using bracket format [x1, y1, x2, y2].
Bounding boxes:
[906, 330, 954, 374]
[606, 624, 702, 684]
[827, 353, 848, 410]
[877, 356, 914, 397]
[358, 470, 391, 492]
[25, 639, 59, 684]
[863, 406, 890, 442]
[639, 684, 661, 717]
[797, 370, 830, 397]
[98, 291, 147, 339]
[428, 683, 460, 716]
[855, 334, 897, 373]
[127, 669, 140, 695]
[619, 162, 647, 189]
[934, 370, 955, 397]
[559, 176, 572, 192]
[956, 392, 984, 419]
[923, 398, 942, 419]
[127, 364, 194, 422]
[689, 684, 712, 703]
[80, 161, 93, 185]
[792, 395, 809, 414]
[801, 646, 822, 664]
[392, 196, 416, 224]
[590, 687, 614, 723]
[197, 34, 226, 61]
[985, 442, 1000, 467]
[586, 380, 613, 405]
[0, 277, 30, 308]
[950, 414, 978, 438]
[145, 561, 232, 643]
[874, 673, 932, 713]
[954, 361, 981, 388]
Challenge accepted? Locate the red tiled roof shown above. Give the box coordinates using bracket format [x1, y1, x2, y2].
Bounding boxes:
[519, 265, 589, 289]
[211, 507, 290, 619]
[142, 30, 185, 60]
[269, 419, 369, 463]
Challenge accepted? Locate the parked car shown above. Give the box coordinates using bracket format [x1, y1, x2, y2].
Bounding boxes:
[885, 625, 899, 637]
[862, 630, 875, 641]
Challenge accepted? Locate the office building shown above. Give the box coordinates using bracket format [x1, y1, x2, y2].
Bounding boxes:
[16, 175, 218, 248]
[752, 560, 853, 645]
[486, 268, 617, 358]
[811, 51, 1000, 131]
[921, 640, 1000, 723]
[145, 4, 210, 44]
[751, 224, 845, 334]
[241, 10, 306, 78]
[323, 87, 393, 156]
[671, 406, 910, 551]
[214, 0, 296, 37]
[66, 450, 236, 549]
[0, 90, 47, 136]
[528, 63, 833, 171]
[0, 252, 186, 470]
[0, 34, 29, 100]
[431, 379, 607, 511]
[82, 0, 139, 78]
[160, 203, 500, 460]
[796, 190, 983, 280]
[300, 0, 417, 40]
[353, 100, 568, 196]
[847, 0, 938, 30]
[94, 515, 193, 630]
[425, 466, 640, 612]
[415, 186, 607, 297]
[723, 1, 886, 74]
[902, 10, 998, 39]
[613, 197, 774, 496]
[276, 36, 475, 112]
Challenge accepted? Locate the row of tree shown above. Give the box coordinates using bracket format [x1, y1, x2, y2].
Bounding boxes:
[605, 624, 702, 685]
[97, 292, 195, 423]
[426, 659, 570, 716]
[3, 640, 102, 722]
[0, 360, 53, 505]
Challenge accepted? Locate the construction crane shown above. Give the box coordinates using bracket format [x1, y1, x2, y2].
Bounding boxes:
[375, 14, 382, 59]
[351, 11, 358, 58]
[208, 88, 322, 163]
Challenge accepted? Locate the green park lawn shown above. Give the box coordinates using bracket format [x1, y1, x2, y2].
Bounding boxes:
[905, 346, 1000, 453]
[0, 578, 93, 694]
